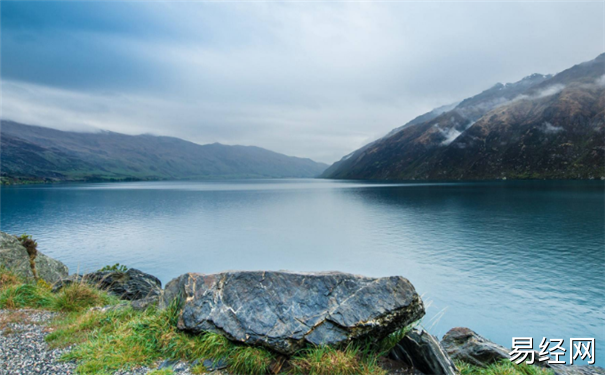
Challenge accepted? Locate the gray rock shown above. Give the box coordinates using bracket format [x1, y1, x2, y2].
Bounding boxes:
[158, 359, 179, 370]
[131, 295, 159, 311]
[389, 328, 458, 375]
[55, 268, 162, 301]
[163, 271, 425, 355]
[158, 271, 194, 311]
[203, 358, 228, 371]
[441, 327, 510, 367]
[0, 231, 68, 283]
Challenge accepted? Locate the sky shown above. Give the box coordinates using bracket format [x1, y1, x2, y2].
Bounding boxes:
[1, 1, 603, 164]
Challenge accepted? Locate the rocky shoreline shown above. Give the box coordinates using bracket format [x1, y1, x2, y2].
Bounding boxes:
[1, 231, 603, 375]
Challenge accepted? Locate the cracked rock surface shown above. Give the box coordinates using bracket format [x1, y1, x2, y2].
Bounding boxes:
[164, 271, 425, 355]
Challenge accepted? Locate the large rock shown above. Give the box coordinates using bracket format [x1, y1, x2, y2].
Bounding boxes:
[0, 232, 68, 283]
[162, 271, 425, 355]
[441, 327, 510, 367]
[389, 328, 458, 375]
[80, 268, 162, 301]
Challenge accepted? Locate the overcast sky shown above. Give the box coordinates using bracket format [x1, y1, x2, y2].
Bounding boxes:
[1, 1, 603, 163]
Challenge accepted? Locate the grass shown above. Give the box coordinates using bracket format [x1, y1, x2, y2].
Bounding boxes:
[47, 301, 277, 374]
[147, 370, 174, 375]
[457, 359, 553, 375]
[290, 345, 387, 375]
[0, 267, 118, 312]
[0, 266, 553, 375]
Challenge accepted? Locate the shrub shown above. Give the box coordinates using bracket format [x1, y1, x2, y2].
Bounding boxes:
[17, 233, 39, 280]
[99, 263, 128, 273]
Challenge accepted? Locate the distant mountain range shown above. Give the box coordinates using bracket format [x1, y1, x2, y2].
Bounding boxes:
[0, 121, 328, 183]
[322, 54, 605, 180]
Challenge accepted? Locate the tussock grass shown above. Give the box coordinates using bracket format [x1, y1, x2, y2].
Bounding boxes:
[52, 283, 117, 312]
[456, 359, 553, 375]
[291, 345, 387, 375]
[0, 266, 22, 289]
[0, 283, 54, 309]
[0, 270, 118, 312]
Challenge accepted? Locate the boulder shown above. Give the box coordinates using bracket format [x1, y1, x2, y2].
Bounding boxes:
[441, 327, 509, 367]
[0, 232, 68, 283]
[79, 268, 162, 301]
[389, 328, 458, 375]
[162, 271, 425, 355]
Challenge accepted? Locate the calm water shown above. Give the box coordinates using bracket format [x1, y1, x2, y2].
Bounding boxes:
[2, 179, 604, 365]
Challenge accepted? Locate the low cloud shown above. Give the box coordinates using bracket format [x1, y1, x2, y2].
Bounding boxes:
[514, 84, 566, 102]
[541, 121, 564, 134]
[436, 125, 462, 146]
[535, 84, 566, 98]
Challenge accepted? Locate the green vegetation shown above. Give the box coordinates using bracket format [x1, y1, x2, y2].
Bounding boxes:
[98, 263, 129, 273]
[0, 266, 553, 375]
[456, 359, 552, 375]
[147, 370, 174, 375]
[0, 266, 118, 312]
[47, 301, 276, 374]
[290, 345, 386, 375]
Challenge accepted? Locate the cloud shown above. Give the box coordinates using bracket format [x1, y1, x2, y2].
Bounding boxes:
[534, 84, 566, 98]
[513, 84, 566, 102]
[1, 2, 603, 163]
[541, 122, 564, 134]
[439, 127, 463, 146]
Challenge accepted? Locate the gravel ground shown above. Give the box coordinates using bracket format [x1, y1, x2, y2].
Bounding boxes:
[0, 309, 76, 375]
[0, 309, 210, 375]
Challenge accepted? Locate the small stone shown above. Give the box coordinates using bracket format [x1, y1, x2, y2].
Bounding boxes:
[203, 358, 228, 371]
[158, 359, 179, 369]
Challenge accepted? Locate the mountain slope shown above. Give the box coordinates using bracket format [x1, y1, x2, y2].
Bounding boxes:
[322, 54, 605, 180]
[1, 121, 328, 183]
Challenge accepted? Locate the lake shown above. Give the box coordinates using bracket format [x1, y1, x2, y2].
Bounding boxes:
[1, 179, 603, 365]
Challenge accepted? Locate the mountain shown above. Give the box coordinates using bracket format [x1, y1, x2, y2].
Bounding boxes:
[0, 121, 328, 183]
[322, 54, 605, 180]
